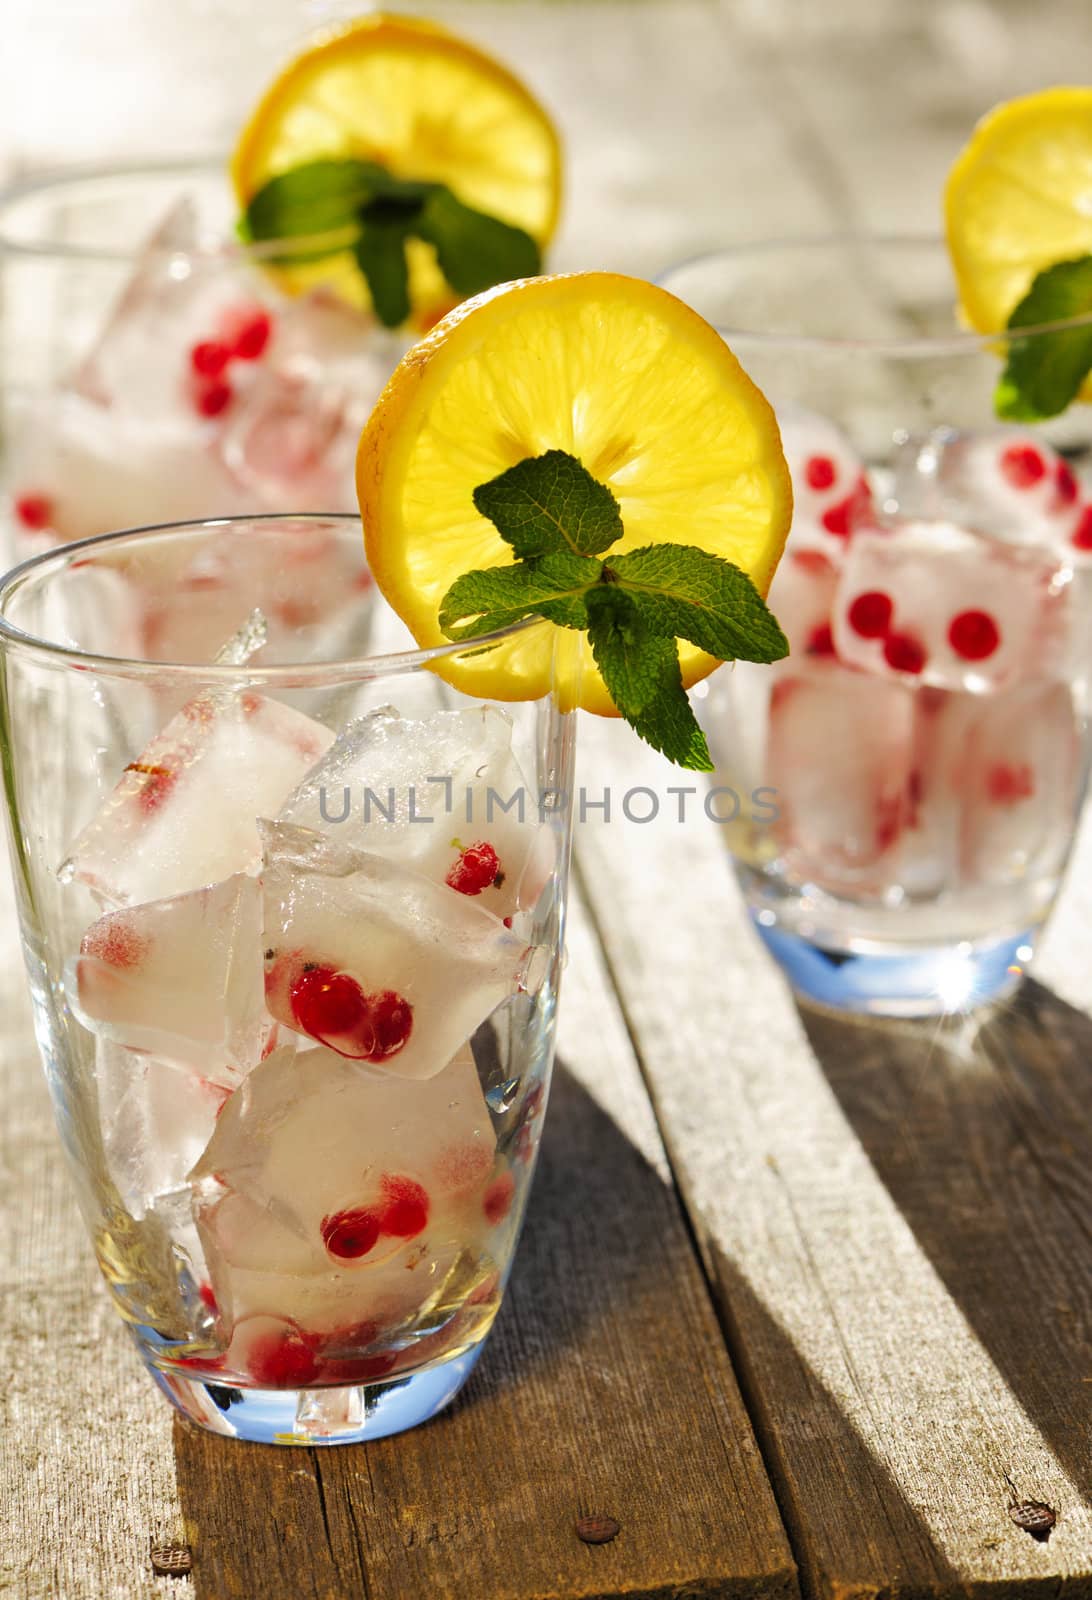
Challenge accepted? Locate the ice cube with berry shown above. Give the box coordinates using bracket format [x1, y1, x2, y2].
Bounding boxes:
[777, 405, 875, 546]
[280, 704, 551, 919]
[831, 517, 1072, 693]
[260, 821, 531, 1078]
[62, 688, 334, 906]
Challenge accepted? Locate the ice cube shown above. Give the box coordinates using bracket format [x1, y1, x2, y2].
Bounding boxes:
[96, 1038, 229, 1220]
[280, 705, 551, 917]
[766, 662, 916, 893]
[63, 691, 334, 905]
[777, 404, 874, 545]
[831, 518, 1072, 693]
[260, 821, 530, 1079]
[766, 547, 840, 661]
[191, 1042, 498, 1353]
[71, 200, 278, 425]
[890, 427, 1087, 552]
[959, 679, 1081, 887]
[73, 874, 265, 1082]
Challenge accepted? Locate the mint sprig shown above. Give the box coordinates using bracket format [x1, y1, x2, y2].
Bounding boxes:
[439, 449, 788, 772]
[242, 158, 540, 328]
[995, 255, 1092, 420]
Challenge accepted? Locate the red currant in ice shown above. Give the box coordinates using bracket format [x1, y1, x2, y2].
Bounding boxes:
[291, 966, 370, 1040]
[820, 474, 871, 537]
[369, 991, 414, 1060]
[986, 762, 1035, 805]
[14, 493, 53, 530]
[321, 1206, 383, 1260]
[1073, 505, 1092, 550]
[194, 379, 233, 418]
[228, 307, 274, 360]
[244, 1322, 319, 1386]
[805, 623, 836, 657]
[190, 339, 231, 379]
[999, 443, 1046, 489]
[1055, 459, 1079, 505]
[377, 1175, 430, 1239]
[804, 454, 837, 491]
[883, 632, 927, 675]
[446, 841, 502, 895]
[483, 1170, 516, 1226]
[847, 590, 894, 639]
[947, 609, 1000, 662]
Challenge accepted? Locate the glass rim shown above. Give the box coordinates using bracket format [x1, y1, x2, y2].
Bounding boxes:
[0, 156, 352, 267]
[657, 232, 1092, 355]
[0, 513, 544, 684]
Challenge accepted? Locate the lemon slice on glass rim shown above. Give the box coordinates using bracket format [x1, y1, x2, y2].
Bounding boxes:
[232, 12, 563, 326]
[356, 271, 793, 716]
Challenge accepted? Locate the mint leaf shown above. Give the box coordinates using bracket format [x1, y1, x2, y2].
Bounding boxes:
[354, 217, 412, 329]
[418, 188, 540, 296]
[474, 451, 624, 559]
[245, 159, 384, 245]
[996, 255, 1092, 421]
[440, 552, 597, 637]
[607, 544, 787, 663]
[586, 587, 713, 770]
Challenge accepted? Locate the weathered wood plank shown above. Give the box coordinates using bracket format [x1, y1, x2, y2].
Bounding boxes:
[575, 717, 1092, 1599]
[173, 884, 796, 1600]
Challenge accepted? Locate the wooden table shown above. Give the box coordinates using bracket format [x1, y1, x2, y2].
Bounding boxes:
[3, 3, 1092, 1596]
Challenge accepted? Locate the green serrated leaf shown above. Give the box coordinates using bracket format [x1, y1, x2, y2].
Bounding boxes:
[418, 188, 540, 297]
[997, 255, 1092, 421]
[473, 450, 624, 560]
[245, 158, 385, 242]
[439, 552, 598, 638]
[606, 543, 788, 664]
[354, 223, 412, 329]
[585, 586, 713, 770]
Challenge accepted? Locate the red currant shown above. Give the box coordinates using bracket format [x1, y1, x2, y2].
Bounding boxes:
[804, 455, 836, 491]
[999, 443, 1046, 489]
[947, 609, 1000, 662]
[883, 632, 927, 675]
[321, 1206, 382, 1260]
[846, 590, 893, 639]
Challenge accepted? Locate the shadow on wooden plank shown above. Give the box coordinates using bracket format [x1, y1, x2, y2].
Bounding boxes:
[707, 1247, 964, 1600]
[797, 976, 1092, 1513]
[174, 1060, 796, 1600]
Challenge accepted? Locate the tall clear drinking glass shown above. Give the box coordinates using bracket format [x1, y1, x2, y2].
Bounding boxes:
[0, 515, 576, 1444]
[661, 237, 1092, 1016]
[0, 161, 404, 566]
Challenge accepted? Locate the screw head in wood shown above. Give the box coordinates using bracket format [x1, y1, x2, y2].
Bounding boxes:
[574, 1514, 620, 1545]
[1008, 1501, 1056, 1542]
[150, 1544, 194, 1576]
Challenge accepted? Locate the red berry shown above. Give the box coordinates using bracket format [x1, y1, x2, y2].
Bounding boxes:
[14, 492, 53, 530]
[199, 1282, 219, 1314]
[1056, 460, 1079, 505]
[1073, 505, 1092, 550]
[79, 916, 147, 969]
[321, 1206, 382, 1260]
[483, 1169, 516, 1226]
[999, 443, 1046, 489]
[190, 339, 230, 379]
[125, 761, 177, 812]
[369, 991, 413, 1060]
[194, 378, 233, 418]
[986, 762, 1035, 805]
[244, 1322, 319, 1387]
[804, 455, 837, 491]
[377, 1175, 429, 1239]
[947, 609, 1000, 662]
[820, 474, 872, 537]
[874, 790, 902, 853]
[805, 623, 836, 657]
[883, 632, 927, 675]
[226, 306, 273, 361]
[446, 841, 502, 895]
[791, 548, 835, 576]
[291, 966, 370, 1040]
[847, 590, 894, 639]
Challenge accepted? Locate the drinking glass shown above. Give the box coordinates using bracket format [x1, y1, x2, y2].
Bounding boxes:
[0, 514, 576, 1444]
[661, 237, 1092, 1016]
[0, 161, 404, 564]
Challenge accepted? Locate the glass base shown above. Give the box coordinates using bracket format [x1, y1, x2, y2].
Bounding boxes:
[147, 1344, 484, 1445]
[751, 916, 1031, 1017]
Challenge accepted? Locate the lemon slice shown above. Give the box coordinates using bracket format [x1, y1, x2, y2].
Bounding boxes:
[232, 13, 562, 325]
[356, 272, 792, 716]
[945, 86, 1092, 333]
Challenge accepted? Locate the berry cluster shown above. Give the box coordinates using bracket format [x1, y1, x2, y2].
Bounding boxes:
[187, 303, 274, 419]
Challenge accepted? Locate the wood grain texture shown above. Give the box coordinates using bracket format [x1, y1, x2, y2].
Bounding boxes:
[574, 718, 1092, 1599]
[173, 885, 795, 1600]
